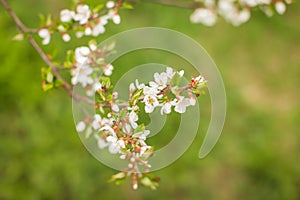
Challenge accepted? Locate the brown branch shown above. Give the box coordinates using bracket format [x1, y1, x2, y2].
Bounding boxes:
[0, 0, 94, 105]
[142, 0, 201, 9]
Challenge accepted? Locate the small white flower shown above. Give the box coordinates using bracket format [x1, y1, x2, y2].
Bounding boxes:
[112, 104, 119, 112]
[143, 95, 159, 113]
[238, 9, 251, 24]
[174, 96, 191, 113]
[129, 111, 138, 129]
[106, 135, 117, 143]
[93, 82, 102, 91]
[103, 64, 113, 76]
[76, 121, 86, 132]
[100, 125, 116, 137]
[140, 145, 151, 156]
[275, 1, 286, 14]
[106, 136, 125, 154]
[166, 67, 175, 79]
[153, 72, 168, 89]
[71, 65, 94, 87]
[112, 92, 118, 99]
[178, 70, 185, 77]
[92, 114, 102, 130]
[94, 134, 108, 149]
[189, 98, 196, 106]
[75, 46, 91, 65]
[137, 130, 150, 147]
[133, 183, 138, 190]
[112, 14, 121, 24]
[143, 86, 159, 96]
[135, 79, 145, 90]
[62, 33, 71, 42]
[74, 4, 91, 25]
[129, 83, 136, 91]
[190, 8, 217, 26]
[123, 123, 131, 134]
[160, 102, 172, 115]
[75, 31, 84, 38]
[92, 23, 105, 36]
[106, 1, 115, 8]
[84, 27, 92, 35]
[60, 9, 75, 22]
[38, 28, 51, 45]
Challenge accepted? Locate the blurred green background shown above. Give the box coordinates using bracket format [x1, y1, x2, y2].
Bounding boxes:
[1, 0, 300, 199]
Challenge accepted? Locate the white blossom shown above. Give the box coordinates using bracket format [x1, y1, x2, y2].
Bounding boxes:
[103, 64, 114, 76]
[60, 9, 75, 22]
[76, 121, 86, 132]
[93, 82, 102, 91]
[135, 79, 145, 90]
[190, 8, 217, 26]
[173, 96, 191, 113]
[143, 95, 159, 113]
[92, 114, 102, 130]
[92, 23, 105, 36]
[112, 14, 121, 24]
[74, 4, 91, 25]
[112, 104, 120, 112]
[178, 70, 185, 77]
[62, 33, 71, 42]
[75, 46, 91, 65]
[166, 67, 175, 79]
[275, 2, 286, 14]
[84, 27, 92, 36]
[123, 123, 131, 134]
[153, 72, 168, 89]
[129, 111, 138, 129]
[129, 83, 136, 91]
[75, 31, 84, 38]
[38, 28, 51, 45]
[106, 1, 115, 9]
[94, 134, 108, 149]
[140, 145, 152, 156]
[143, 86, 159, 96]
[71, 65, 93, 87]
[160, 102, 172, 115]
[189, 98, 196, 106]
[100, 125, 116, 137]
[106, 136, 125, 154]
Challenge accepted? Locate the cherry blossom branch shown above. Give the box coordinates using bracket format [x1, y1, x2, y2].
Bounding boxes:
[142, 0, 202, 9]
[0, 0, 94, 105]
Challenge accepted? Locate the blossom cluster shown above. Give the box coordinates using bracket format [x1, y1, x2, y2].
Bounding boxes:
[38, 1, 122, 45]
[130, 68, 201, 114]
[190, 0, 291, 26]
[75, 66, 207, 189]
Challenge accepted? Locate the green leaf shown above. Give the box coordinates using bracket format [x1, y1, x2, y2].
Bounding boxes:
[42, 83, 53, 91]
[133, 124, 145, 135]
[93, 4, 104, 13]
[12, 33, 24, 41]
[46, 72, 54, 83]
[170, 73, 182, 87]
[140, 177, 159, 190]
[122, 2, 134, 9]
[46, 14, 52, 26]
[38, 13, 46, 26]
[108, 172, 126, 183]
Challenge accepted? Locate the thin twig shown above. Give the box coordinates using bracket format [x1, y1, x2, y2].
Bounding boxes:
[0, 0, 94, 105]
[142, 0, 201, 9]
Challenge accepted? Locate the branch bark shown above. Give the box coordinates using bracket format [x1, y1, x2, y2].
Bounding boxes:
[0, 0, 94, 105]
[142, 0, 201, 9]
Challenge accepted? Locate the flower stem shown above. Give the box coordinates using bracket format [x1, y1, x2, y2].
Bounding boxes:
[141, 0, 201, 9]
[0, 0, 94, 105]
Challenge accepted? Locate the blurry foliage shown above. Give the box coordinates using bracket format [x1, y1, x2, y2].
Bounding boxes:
[0, 0, 300, 199]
